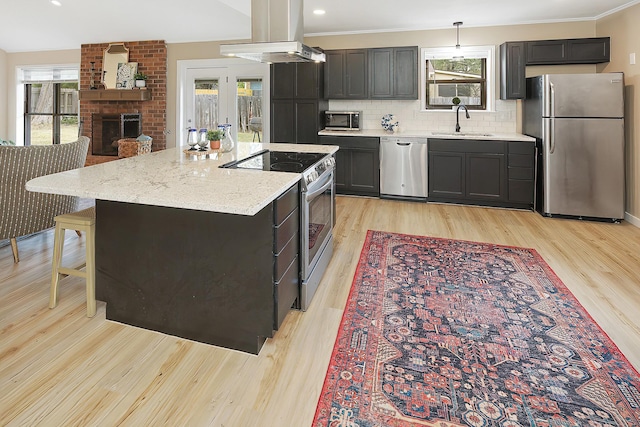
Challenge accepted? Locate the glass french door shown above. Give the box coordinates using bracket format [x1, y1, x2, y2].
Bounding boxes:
[184, 68, 229, 144]
[180, 60, 269, 147]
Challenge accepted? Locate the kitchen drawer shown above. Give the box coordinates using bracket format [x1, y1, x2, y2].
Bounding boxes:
[508, 166, 534, 180]
[275, 255, 299, 329]
[508, 141, 535, 155]
[274, 207, 299, 253]
[508, 153, 534, 168]
[274, 232, 298, 282]
[274, 184, 299, 225]
[508, 179, 534, 203]
[429, 139, 505, 154]
[318, 135, 380, 149]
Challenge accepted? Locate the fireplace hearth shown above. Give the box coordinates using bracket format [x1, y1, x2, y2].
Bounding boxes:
[91, 113, 142, 156]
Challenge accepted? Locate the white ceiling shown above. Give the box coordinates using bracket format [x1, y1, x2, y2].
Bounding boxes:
[2, 0, 639, 53]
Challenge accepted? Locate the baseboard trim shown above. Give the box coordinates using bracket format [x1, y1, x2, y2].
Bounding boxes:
[624, 212, 640, 228]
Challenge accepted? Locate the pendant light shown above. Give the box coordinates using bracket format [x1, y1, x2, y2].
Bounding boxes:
[452, 21, 464, 60]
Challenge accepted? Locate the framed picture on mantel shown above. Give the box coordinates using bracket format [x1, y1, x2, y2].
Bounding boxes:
[116, 62, 138, 89]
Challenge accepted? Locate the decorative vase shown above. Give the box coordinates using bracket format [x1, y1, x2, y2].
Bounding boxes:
[381, 114, 399, 133]
[219, 124, 234, 153]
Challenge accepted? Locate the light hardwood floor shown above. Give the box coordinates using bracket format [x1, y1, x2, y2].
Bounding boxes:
[1, 197, 640, 426]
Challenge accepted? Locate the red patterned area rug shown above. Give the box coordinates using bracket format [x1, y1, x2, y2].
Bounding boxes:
[312, 230, 640, 427]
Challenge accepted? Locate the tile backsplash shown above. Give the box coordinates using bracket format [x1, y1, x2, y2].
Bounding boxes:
[327, 99, 518, 134]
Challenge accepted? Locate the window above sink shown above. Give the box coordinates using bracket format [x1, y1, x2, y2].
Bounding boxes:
[421, 46, 495, 112]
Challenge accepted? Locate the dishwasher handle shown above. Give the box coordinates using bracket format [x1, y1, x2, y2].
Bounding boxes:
[397, 142, 411, 146]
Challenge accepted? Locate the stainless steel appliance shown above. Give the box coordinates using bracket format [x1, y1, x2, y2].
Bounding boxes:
[380, 137, 428, 200]
[323, 111, 362, 131]
[523, 73, 625, 221]
[220, 150, 335, 310]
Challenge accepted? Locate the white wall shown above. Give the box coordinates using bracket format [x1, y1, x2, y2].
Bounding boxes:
[0, 48, 7, 139]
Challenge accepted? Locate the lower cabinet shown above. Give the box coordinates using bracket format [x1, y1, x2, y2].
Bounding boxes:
[429, 139, 534, 209]
[507, 141, 535, 208]
[317, 135, 380, 196]
[272, 184, 300, 330]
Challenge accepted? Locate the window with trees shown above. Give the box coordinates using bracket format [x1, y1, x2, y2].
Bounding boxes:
[422, 47, 494, 111]
[20, 66, 79, 145]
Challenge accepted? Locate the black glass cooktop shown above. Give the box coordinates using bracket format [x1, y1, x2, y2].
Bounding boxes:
[221, 150, 327, 173]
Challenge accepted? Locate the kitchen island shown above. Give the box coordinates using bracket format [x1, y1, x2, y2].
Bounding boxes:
[27, 143, 338, 354]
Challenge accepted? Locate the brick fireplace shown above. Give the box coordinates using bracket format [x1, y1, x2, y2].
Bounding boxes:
[80, 40, 167, 165]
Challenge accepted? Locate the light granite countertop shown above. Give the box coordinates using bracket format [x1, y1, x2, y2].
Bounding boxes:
[26, 143, 338, 216]
[318, 129, 536, 142]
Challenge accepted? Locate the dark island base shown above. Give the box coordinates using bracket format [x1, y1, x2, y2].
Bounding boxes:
[95, 200, 276, 354]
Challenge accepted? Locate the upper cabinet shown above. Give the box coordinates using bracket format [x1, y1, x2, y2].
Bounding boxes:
[369, 46, 419, 99]
[324, 49, 368, 99]
[324, 46, 418, 100]
[500, 37, 610, 100]
[270, 62, 328, 144]
[500, 42, 526, 100]
[526, 37, 610, 65]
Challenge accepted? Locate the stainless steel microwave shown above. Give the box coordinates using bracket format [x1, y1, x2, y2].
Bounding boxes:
[323, 111, 361, 131]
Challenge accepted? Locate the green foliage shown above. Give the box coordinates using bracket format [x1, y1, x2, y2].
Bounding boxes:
[134, 72, 148, 80]
[430, 58, 483, 76]
[61, 116, 78, 125]
[206, 129, 224, 141]
[0, 138, 16, 146]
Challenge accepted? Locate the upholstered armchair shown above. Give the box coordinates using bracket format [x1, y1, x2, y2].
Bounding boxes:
[0, 136, 90, 263]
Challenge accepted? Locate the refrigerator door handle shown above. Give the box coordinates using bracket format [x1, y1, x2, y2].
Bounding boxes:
[550, 120, 555, 154]
[549, 81, 556, 118]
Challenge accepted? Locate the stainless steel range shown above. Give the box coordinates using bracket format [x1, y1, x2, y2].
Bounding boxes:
[221, 150, 335, 310]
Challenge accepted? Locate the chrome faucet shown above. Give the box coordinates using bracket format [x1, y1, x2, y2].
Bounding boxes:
[455, 104, 470, 133]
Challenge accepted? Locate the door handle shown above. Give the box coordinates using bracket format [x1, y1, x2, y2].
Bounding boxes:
[549, 120, 555, 154]
[549, 81, 555, 118]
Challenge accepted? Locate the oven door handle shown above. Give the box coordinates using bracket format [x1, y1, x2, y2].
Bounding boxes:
[305, 173, 333, 201]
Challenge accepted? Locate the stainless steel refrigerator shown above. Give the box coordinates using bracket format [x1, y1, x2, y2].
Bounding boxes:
[523, 73, 625, 221]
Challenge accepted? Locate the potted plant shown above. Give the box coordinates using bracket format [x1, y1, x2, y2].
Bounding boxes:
[134, 72, 148, 88]
[0, 138, 15, 146]
[207, 129, 224, 150]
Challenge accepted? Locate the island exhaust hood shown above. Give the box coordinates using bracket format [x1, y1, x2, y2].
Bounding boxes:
[220, 0, 325, 63]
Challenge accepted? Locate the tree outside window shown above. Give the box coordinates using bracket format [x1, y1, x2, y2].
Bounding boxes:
[24, 82, 79, 145]
[426, 58, 486, 110]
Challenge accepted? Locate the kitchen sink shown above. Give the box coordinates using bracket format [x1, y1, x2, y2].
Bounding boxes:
[431, 131, 494, 137]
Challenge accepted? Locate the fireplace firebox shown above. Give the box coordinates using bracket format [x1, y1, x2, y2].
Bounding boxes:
[91, 113, 142, 156]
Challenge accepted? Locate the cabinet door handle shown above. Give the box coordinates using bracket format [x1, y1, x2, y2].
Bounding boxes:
[397, 142, 410, 146]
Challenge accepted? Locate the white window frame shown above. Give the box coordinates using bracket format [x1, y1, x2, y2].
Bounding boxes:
[421, 46, 495, 112]
[15, 64, 79, 146]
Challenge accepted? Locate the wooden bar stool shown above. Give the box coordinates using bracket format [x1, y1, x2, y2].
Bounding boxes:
[50, 207, 96, 317]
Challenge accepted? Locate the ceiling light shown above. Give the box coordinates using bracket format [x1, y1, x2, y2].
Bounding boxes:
[313, 9, 326, 15]
[50, 0, 62, 5]
[452, 21, 464, 60]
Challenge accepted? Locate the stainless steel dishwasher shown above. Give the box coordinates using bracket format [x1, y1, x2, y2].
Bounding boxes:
[380, 136, 428, 200]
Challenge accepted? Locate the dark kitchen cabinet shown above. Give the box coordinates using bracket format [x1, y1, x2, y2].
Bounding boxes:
[369, 46, 418, 99]
[500, 42, 526, 100]
[325, 47, 418, 100]
[500, 37, 610, 99]
[526, 37, 610, 65]
[270, 62, 328, 144]
[429, 151, 465, 198]
[324, 49, 368, 99]
[316, 135, 380, 196]
[271, 99, 294, 143]
[272, 184, 300, 330]
[429, 139, 507, 206]
[95, 182, 301, 355]
[507, 141, 535, 208]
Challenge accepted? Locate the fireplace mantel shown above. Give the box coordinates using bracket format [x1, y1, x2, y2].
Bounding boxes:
[79, 89, 151, 101]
